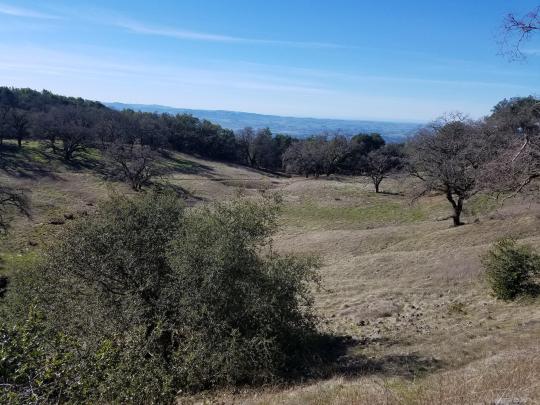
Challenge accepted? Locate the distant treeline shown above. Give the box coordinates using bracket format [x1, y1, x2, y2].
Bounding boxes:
[0, 87, 241, 162]
[3, 88, 540, 222]
[0, 87, 402, 176]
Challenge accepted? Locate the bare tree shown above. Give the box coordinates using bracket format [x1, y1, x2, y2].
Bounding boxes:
[408, 115, 485, 227]
[107, 142, 158, 191]
[0, 106, 9, 146]
[282, 141, 309, 176]
[500, 6, 540, 60]
[495, 8, 540, 193]
[237, 127, 257, 167]
[282, 135, 349, 177]
[96, 110, 125, 148]
[293, 136, 326, 177]
[138, 112, 166, 150]
[9, 109, 29, 148]
[362, 144, 403, 193]
[43, 106, 97, 161]
[0, 107, 28, 148]
[253, 128, 277, 169]
[480, 97, 540, 195]
[322, 135, 349, 176]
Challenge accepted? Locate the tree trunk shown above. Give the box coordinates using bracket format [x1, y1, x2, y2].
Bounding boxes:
[374, 178, 381, 193]
[453, 197, 464, 226]
[17, 138, 21, 148]
[446, 190, 464, 227]
[50, 138, 56, 152]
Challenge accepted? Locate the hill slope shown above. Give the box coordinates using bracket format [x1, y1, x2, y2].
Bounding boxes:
[1, 141, 539, 404]
[105, 102, 422, 141]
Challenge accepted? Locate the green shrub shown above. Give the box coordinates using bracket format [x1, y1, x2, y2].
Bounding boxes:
[2, 192, 321, 402]
[165, 198, 320, 391]
[0, 309, 82, 404]
[0, 309, 176, 403]
[482, 238, 540, 300]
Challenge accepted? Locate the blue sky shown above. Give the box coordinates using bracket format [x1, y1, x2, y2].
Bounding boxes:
[1, 0, 540, 122]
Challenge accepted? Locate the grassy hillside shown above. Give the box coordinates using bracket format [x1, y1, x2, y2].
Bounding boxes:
[1, 141, 539, 404]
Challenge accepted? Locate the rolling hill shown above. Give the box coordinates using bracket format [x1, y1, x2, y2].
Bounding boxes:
[105, 102, 422, 142]
[1, 141, 539, 403]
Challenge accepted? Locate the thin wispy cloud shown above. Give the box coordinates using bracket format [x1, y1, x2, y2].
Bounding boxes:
[355, 74, 530, 90]
[210, 59, 530, 91]
[115, 19, 351, 49]
[0, 45, 330, 95]
[0, 2, 59, 19]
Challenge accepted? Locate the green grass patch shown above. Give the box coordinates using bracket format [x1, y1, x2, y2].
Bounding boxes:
[0, 250, 40, 279]
[282, 199, 428, 229]
[1, 141, 108, 175]
[158, 155, 195, 170]
[465, 194, 500, 217]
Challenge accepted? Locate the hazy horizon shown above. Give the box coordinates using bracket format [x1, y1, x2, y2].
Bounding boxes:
[104, 101, 426, 124]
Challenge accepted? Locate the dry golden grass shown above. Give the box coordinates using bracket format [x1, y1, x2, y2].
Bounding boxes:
[262, 177, 540, 405]
[2, 142, 540, 404]
[193, 175, 539, 404]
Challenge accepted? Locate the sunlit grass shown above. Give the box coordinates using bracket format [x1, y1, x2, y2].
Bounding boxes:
[281, 199, 429, 230]
[0, 250, 40, 279]
[465, 193, 501, 217]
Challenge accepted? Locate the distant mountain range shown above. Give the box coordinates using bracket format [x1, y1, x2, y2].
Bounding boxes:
[105, 102, 423, 142]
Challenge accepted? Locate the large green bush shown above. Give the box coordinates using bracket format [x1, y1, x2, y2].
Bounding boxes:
[1, 192, 321, 403]
[482, 238, 540, 300]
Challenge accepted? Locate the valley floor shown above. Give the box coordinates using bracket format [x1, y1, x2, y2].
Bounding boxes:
[1, 142, 539, 404]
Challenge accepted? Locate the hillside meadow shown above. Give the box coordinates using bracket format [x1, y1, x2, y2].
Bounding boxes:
[1, 141, 539, 404]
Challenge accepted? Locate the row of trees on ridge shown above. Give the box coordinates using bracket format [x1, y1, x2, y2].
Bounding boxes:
[1, 87, 540, 227]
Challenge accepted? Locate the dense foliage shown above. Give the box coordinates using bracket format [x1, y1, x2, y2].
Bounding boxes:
[483, 238, 540, 300]
[0, 87, 240, 162]
[1, 192, 322, 403]
[0, 88, 400, 175]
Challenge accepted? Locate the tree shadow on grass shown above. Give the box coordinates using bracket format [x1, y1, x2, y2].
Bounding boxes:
[64, 153, 109, 176]
[304, 334, 444, 382]
[0, 276, 7, 299]
[158, 151, 215, 176]
[523, 283, 540, 298]
[220, 161, 291, 179]
[0, 256, 8, 298]
[0, 144, 60, 180]
[153, 182, 205, 206]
